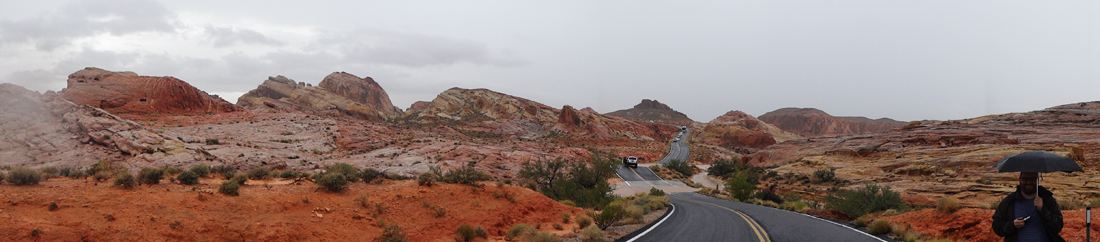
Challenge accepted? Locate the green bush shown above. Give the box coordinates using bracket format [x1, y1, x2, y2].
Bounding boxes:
[854, 216, 872, 227]
[577, 215, 593, 228]
[380, 221, 409, 242]
[190, 164, 210, 177]
[754, 190, 784, 204]
[219, 180, 239, 196]
[136, 167, 164, 185]
[454, 224, 486, 242]
[60, 167, 86, 178]
[562, 213, 571, 224]
[823, 184, 905, 218]
[163, 166, 183, 176]
[519, 158, 617, 209]
[725, 171, 756, 201]
[114, 171, 136, 189]
[326, 163, 361, 182]
[40, 166, 60, 178]
[649, 187, 665, 196]
[247, 167, 272, 180]
[868, 220, 892, 235]
[316, 173, 349, 193]
[707, 159, 761, 179]
[417, 173, 435, 186]
[177, 170, 200, 185]
[442, 166, 493, 185]
[813, 169, 836, 182]
[211, 165, 235, 176]
[279, 170, 300, 179]
[580, 224, 606, 242]
[665, 159, 694, 177]
[937, 197, 961, 213]
[507, 224, 536, 240]
[361, 168, 383, 182]
[528, 231, 561, 242]
[591, 204, 626, 229]
[231, 174, 248, 185]
[7, 167, 42, 186]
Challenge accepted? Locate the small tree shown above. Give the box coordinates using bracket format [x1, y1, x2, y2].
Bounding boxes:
[326, 163, 360, 182]
[590, 204, 626, 230]
[219, 180, 239, 196]
[7, 167, 41, 186]
[725, 171, 756, 201]
[177, 170, 200, 185]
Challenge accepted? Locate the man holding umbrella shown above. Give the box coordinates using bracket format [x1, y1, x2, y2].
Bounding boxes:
[991, 151, 1080, 242]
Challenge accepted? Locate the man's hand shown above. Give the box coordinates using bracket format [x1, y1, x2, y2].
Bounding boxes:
[1034, 197, 1044, 211]
[1014, 217, 1026, 229]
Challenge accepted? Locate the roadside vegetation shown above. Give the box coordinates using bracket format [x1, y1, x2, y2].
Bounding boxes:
[517, 157, 618, 209]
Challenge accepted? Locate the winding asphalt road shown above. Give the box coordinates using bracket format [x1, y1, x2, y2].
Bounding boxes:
[615, 127, 891, 242]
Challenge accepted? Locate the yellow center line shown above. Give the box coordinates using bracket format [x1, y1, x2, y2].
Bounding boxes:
[672, 194, 772, 242]
[630, 167, 655, 186]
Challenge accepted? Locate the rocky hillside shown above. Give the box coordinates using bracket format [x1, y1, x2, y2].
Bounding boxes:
[59, 67, 241, 115]
[0, 83, 218, 170]
[695, 111, 802, 152]
[237, 72, 401, 121]
[605, 99, 693, 125]
[757, 107, 905, 137]
[745, 102, 1100, 208]
[402, 88, 678, 141]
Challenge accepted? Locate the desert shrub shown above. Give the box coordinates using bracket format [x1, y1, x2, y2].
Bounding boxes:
[621, 203, 645, 224]
[1091, 199, 1100, 208]
[813, 169, 836, 182]
[754, 190, 784, 204]
[380, 221, 409, 242]
[590, 203, 626, 229]
[86, 159, 115, 178]
[781, 201, 810, 212]
[519, 158, 617, 209]
[279, 170, 300, 179]
[218, 180, 239, 196]
[177, 170, 200, 185]
[247, 167, 271, 180]
[868, 220, 892, 235]
[559, 200, 577, 207]
[507, 224, 536, 240]
[936, 197, 961, 213]
[0, 171, 5, 184]
[707, 159, 762, 180]
[528, 231, 561, 242]
[385, 173, 412, 180]
[417, 173, 435, 186]
[725, 171, 756, 201]
[231, 174, 248, 185]
[211, 165, 236, 176]
[326, 163, 361, 182]
[562, 213, 571, 224]
[316, 173, 349, 193]
[1061, 199, 1086, 210]
[39, 166, 60, 178]
[162, 166, 183, 176]
[580, 224, 606, 242]
[189, 164, 210, 177]
[205, 138, 220, 145]
[93, 170, 113, 182]
[137, 167, 165, 185]
[822, 184, 905, 218]
[576, 215, 593, 228]
[60, 167, 86, 178]
[664, 159, 694, 177]
[854, 216, 873, 227]
[360, 168, 383, 182]
[114, 171, 136, 189]
[442, 166, 493, 185]
[649, 187, 665, 196]
[882, 209, 899, 216]
[7, 167, 41, 186]
[454, 224, 486, 242]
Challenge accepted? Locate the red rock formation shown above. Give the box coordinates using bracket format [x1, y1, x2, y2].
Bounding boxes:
[406, 101, 432, 113]
[318, 72, 402, 116]
[558, 105, 582, 127]
[696, 111, 801, 152]
[605, 99, 693, 125]
[757, 107, 905, 137]
[59, 67, 241, 114]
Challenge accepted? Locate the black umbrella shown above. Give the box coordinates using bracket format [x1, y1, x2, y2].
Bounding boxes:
[994, 151, 1083, 173]
[994, 151, 1084, 195]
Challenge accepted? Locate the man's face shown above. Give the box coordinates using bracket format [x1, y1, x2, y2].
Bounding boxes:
[1019, 172, 1038, 194]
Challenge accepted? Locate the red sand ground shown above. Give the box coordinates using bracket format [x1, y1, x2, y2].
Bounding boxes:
[0, 177, 580, 241]
[883, 208, 1100, 242]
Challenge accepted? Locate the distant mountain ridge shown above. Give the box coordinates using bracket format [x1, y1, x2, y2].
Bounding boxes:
[758, 107, 905, 137]
[605, 99, 693, 125]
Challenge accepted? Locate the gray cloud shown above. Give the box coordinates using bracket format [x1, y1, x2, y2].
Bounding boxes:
[0, 0, 176, 51]
[205, 25, 284, 48]
[315, 29, 527, 68]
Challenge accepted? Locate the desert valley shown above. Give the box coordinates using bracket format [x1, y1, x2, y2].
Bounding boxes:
[1, 67, 1099, 241]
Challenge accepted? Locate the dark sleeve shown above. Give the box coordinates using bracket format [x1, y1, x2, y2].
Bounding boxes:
[1040, 196, 1064, 234]
[991, 197, 1017, 237]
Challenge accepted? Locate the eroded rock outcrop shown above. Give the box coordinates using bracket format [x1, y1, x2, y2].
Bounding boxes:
[59, 67, 241, 114]
[0, 83, 217, 169]
[696, 111, 801, 151]
[237, 73, 400, 121]
[605, 99, 693, 125]
[758, 107, 905, 137]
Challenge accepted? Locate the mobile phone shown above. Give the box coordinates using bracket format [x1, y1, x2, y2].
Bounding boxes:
[1021, 216, 1031, 221]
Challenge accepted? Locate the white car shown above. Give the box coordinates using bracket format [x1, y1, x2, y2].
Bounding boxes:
[623, 156, 639, 168]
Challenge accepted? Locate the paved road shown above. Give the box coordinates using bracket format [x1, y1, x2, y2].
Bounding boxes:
[657, 128, 690, 166]
[614, 128, 691, 184]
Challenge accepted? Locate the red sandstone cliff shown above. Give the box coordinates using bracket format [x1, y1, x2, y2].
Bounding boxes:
[696, 111, 802, 151]
[237, 73, 400, 121]
[757, 107, 905, 137]
[59, 67, 241, 114]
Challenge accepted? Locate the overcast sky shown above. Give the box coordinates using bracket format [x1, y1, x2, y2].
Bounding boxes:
[2, 1, 1098, 122]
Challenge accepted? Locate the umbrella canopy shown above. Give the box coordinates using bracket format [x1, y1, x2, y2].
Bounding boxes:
[994, 151, 1084, 173]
